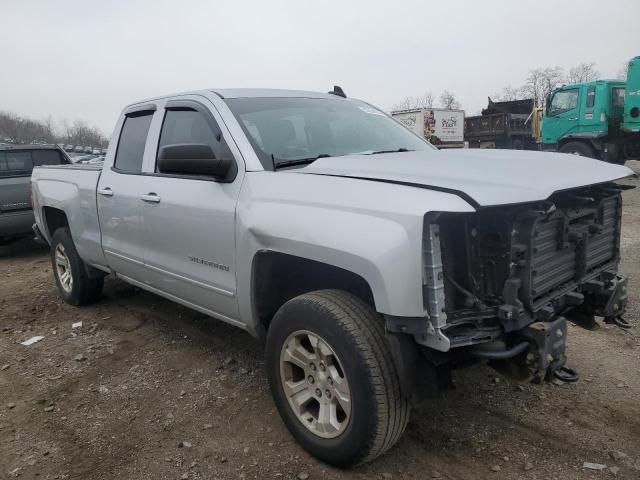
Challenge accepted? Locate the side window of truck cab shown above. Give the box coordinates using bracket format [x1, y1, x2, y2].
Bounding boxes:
[0, 151, 32, 176]
[548, 88, 579, 116]
[113, 111, 154, 173]
[156, 107, 223, 170]
[585, 86, 596, 108]
[153, 100, 236, 181]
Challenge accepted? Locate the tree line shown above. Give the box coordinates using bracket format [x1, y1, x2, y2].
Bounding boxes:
[393, 59, 629, 112]
[492, 62, 601, 106]
[392, 90, 461, 112]
[0, 111, 108, 148]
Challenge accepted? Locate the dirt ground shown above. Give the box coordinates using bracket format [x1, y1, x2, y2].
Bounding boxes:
[1, 162, 639, 480]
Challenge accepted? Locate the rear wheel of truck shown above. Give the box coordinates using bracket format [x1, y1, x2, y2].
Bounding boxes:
[511, 138, 524, 150]
[50, 228, 103, 306]
[265, 289, 410, 467]
[559, 141, 596, 158]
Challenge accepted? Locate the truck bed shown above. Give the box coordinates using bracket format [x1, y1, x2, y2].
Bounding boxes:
[31, 163, 106, 268]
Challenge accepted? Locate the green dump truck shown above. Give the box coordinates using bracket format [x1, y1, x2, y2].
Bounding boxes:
[541, 56, 640, 163]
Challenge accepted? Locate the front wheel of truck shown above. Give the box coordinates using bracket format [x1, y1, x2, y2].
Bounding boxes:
[559, 141, 596, 158]
[50, 228, 103, 306]
[265, 290, 410, 467]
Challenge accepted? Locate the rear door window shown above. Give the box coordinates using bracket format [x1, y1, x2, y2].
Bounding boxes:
[0, 149, 67, 177]
[32, 150, 64, 166]
[114, 112, 154, 173]
[0, 151, 33, 176]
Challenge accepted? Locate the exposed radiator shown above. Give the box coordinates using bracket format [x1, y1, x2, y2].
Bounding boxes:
[518, 192, 621, 310]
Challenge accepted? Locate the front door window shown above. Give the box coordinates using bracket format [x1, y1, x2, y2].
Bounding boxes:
[548, 89, 578, 116]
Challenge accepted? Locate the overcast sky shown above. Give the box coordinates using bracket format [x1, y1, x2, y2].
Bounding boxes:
[1, 0, 638, 138]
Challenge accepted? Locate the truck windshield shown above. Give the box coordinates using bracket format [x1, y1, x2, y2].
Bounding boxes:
[225, 97, 434, 169]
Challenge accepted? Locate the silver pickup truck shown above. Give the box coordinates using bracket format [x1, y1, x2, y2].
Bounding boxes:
[31, 88, 634, 467]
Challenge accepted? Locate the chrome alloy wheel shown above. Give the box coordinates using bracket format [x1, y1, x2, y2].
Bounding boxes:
[279, 330, 351, 438]
[54, 244, 73, 293]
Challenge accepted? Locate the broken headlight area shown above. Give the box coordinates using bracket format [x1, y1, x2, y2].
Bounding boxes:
[420, 182, 632, 381]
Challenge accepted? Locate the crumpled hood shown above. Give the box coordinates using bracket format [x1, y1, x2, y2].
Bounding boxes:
[295, 149, 635, 207]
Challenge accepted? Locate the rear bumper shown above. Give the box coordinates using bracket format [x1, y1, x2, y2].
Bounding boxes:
[0, 210, 34, 238]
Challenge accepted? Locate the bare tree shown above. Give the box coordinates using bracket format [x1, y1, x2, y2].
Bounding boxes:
[392, 92, 435, 111]
[0, 111, 107, 146]
[63, 119, 107, 147]
[616, 61, 628, 81]
[0, 112, 24, 143]
[392, 96, 416, 111]
[521, 66, 565, 107]
[415, 92, 435, 108]
[439, 90, 461, 110]
[493, 85, 525, 102]
[567, 62, 599, 84]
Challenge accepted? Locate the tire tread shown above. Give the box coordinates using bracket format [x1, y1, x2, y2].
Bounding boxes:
[51, 228, 103, 306]
[297, 290, 410, 465]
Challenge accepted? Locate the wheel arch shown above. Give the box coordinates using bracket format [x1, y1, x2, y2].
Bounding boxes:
[251, 250, 376, 338]
[42, 206, 70, 240]
[558, 137, 604, 158]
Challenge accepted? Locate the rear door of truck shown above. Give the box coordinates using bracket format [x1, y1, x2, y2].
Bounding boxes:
[96, 106, 155, 280]
[0, 150, 32, 213]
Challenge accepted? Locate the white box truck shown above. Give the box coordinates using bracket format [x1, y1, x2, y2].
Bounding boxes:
[392, 108, 465, 148]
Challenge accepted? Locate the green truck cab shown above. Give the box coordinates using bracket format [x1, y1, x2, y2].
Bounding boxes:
[542, 56, 640, 163]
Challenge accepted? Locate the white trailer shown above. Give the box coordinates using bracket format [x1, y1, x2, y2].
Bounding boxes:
[392, 108, 465, 148]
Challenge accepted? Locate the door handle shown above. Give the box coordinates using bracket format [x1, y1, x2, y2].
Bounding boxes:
[141, 193, 161, 203]
[568, 117, 578, 121]
[98, 187, 113, 197]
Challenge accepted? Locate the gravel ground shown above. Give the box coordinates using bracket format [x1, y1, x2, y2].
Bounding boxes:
[1, 161, 639, 480]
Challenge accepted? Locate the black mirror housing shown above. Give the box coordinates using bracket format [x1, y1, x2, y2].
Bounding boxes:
[157, 144, 233, 179]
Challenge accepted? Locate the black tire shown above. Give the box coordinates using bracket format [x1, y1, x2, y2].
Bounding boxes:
[559, 141, 596, 158]
[511, 138, 524, 150]
[266, 290, 410, 467]
[50, 228, 103, 306]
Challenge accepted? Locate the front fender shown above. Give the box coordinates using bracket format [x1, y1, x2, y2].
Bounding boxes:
[235, 172, 475, 329]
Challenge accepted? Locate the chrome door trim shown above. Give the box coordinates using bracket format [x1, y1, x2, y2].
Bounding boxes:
[143, 261, 235, 298]
[103, 249, 145, 266]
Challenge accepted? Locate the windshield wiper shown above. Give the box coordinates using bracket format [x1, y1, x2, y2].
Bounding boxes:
[365, 148, 413, 155]
[272, 153, 332, 170]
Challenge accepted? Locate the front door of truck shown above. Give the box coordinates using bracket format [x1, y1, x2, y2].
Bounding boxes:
[97, 108, 155, 281]
[137, 97, 243, 324]
[542, 87, 581, 145]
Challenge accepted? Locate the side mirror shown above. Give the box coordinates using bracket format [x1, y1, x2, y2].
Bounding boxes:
[157, 144, 233, 179]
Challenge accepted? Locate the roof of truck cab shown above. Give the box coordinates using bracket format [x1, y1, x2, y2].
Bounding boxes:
[124, 88, 344, 110]
[0, 144, 64, 151]
[210, 88, 338, 99]
[557, 79, 625, 89]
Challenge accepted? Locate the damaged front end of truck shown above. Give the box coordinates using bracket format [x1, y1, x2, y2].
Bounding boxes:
[391, 182, 633, 389]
